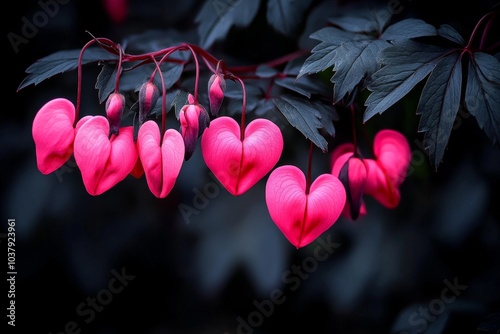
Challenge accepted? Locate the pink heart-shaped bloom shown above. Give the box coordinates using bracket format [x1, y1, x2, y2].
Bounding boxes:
[266, 165, 346, 248]
[365, 129, 411, 208]
[32, 98, 76, 174]
[201, 116, 284, 196]
[74, 116, 137, 196]
[137, 120, 184, 198]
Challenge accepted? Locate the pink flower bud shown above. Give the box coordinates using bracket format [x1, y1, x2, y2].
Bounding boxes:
[208, 73, 226, 117]
[105, 93, 125, 135]
[179, 94, 210, 160]
[139, 82, 159, 124]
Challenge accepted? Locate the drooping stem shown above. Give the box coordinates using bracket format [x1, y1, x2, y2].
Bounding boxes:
[230, 75, 247, 140]
[75, 35, 120, 126]
[181, 43, 201, 103]
[480, 11, 497, 50]
[467, 11, 495, 49]
[351, 104, 359, 157]
[305, 141, 313, 195]
[114, 44, 123, 93]
[155, 61, 168, 138]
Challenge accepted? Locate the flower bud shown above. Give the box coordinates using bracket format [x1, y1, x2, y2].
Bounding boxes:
[208, 73, 226, 117]
[179, 94, 210, 160]
[139, 82, 159, 124]
[105, 93, 125, 135]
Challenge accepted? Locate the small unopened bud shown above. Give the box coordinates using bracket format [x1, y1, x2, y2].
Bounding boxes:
[139, 82, 159, 124]
[208, 73, 226, 117]
[179, 94, 210, 160]
[105, 93, 125, 135]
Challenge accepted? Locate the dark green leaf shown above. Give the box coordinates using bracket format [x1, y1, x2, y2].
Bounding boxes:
[273, 94, 336, 151]
[437, 24, 465, 45]
[266, 0, 313, 35]
[417, 52, 462, 168]
[18, 47, 118, 91]
[364, 41, 450, 121]
[95, 63, 118, 103]
[330, 39, 389, 103]
[381, 18, 437, 40]
[465, 52, 500, 145]
[276, 76, 330, 98]
[195, 0, 261, 48]
[298, 27, 366, 77]
[328, 7, 391, 33]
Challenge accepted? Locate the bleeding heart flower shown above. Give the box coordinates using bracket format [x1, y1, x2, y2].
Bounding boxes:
[137, 120, 184, 198]
[331, 129, 411, 216]
[201, 116, 283, 196]
[74, 116, 137, 196]
[332, 153, 368, 220]
[32, 98, 78, 175]
[365, 129, 411, 208]
[265, 165, 346, 248]
[179, 94, 210, 160]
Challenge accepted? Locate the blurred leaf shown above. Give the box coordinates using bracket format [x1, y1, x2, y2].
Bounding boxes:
[18, 48, 118, 91]
[266, 0, 313, 35]
[195, 0, 261, 48]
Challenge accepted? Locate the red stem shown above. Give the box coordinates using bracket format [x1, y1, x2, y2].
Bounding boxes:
[306, 141, 313, 195]
[466, 11, 495, 49]
[228, 75, 247, 140]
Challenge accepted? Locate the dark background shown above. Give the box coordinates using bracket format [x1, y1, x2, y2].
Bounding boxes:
[3, 0, 500, 333]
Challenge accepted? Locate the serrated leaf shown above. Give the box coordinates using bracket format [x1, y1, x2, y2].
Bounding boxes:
[298, 27, 367, 77]
[96, 63, 118, 103]
[330, 39, 389, 103]
[465, 52, 500, 145]
[381, 18, 437, 40]
[275, 76, 330, 98]
[273, 95, 336, 151]
[266, 0, 313, 35]
[300, 16, 436, 104]
[364, 40, 451, 121]
[328, 7, 391, 33]
[18, 48, 118, 91]
[195, 0, 261, 48]
[416, 51, 462, 168]
[437, 24, 465, 45]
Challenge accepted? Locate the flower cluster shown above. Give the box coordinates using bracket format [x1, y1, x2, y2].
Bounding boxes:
[29, 37, 412, 250]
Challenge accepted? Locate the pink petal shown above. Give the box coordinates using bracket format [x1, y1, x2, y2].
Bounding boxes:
[74, 116, 137, 195]
[336, 154, 368, 220]
[137, 121, 184, 198]
[32, 98, 75, 174]
[373, 129, 411, 188]
[364, 159, 400, 208]
[103, 0, 128, 24]
[266, 165, 346, 248]
[201, 116, 283, 196]
[330, 142, 355, 169]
